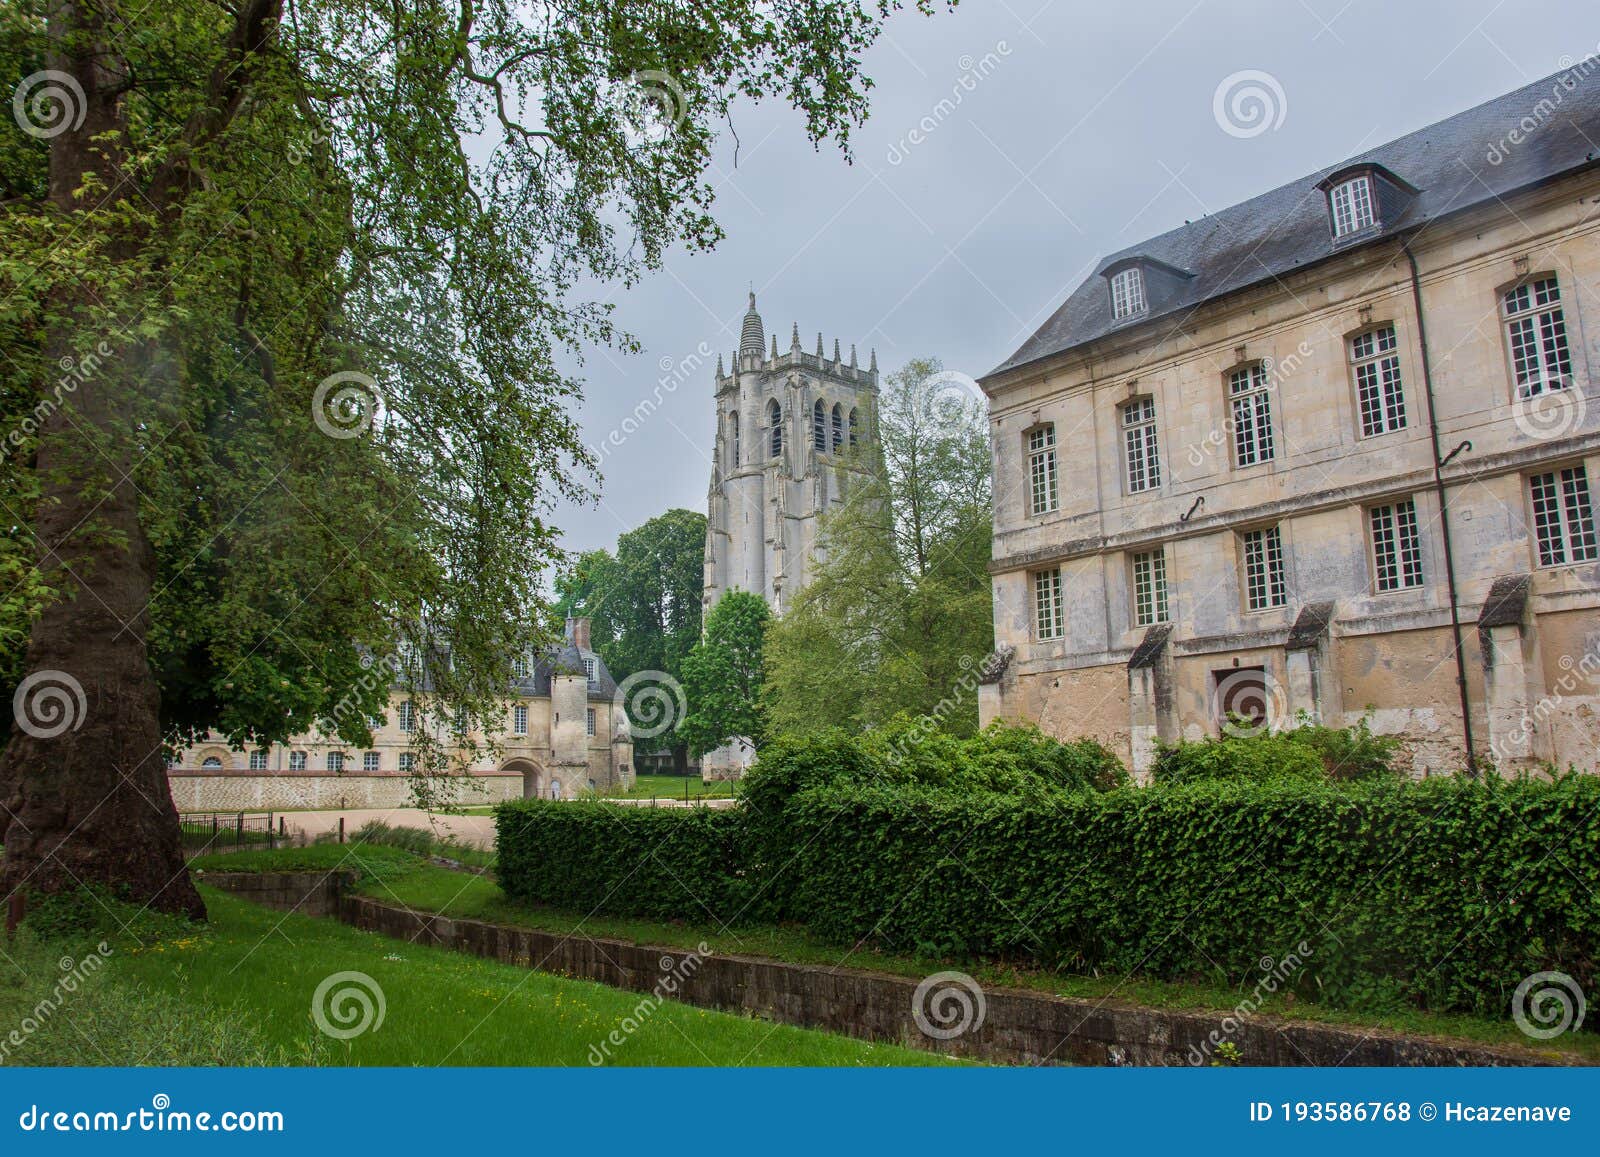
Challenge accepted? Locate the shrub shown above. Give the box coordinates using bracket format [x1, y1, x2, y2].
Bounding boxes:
[780, 774, 1600, 1015]
[1152, 719, 1402, 786]
[495, 800, 757, 922]
[494, 772, 1600, 1018]
[1152, 732, 1327, 785]
[744, 718, 1126, 810]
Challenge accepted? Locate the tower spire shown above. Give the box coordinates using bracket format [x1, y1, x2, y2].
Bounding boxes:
[816, 332, 824, 357]
[739, 291, 765, 361]
[850, 344, 858, 369]
[791, 322, 800, 351]
[716, 352, 724, 378]
[832, 338, 841, 363]
[869, 348, 878, 373]
[770, 333, 778, 360]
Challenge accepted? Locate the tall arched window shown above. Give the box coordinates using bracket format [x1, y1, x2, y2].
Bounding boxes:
[767, 398, 782, 456]
[729, 411, 739, 467]
[848, 407, 860, 447]
[812, 399, 827, 451]
[831, 403, 844, 451]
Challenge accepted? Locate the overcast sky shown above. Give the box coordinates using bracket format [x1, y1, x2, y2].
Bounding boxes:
[551, 0, 1599, 560]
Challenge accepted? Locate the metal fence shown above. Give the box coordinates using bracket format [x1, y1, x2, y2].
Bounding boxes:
[179, 811, 279, 856]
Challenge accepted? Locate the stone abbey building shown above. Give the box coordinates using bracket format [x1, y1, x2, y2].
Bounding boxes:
[169, 617, 634, 809]
[701, 293, 880, 773]
[979, 68, 1600, 777]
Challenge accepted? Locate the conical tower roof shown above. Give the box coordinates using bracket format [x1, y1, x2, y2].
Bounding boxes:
[739, 292, 765, 359]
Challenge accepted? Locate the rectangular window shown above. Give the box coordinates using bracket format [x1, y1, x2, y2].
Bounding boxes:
[1228, 364, 1275, 466]
[1241, 526, 1288, 610]
[1369, 498, 1424, 591]
[327, 751, 344, 772]
[513, 704, 528, 735]
[248, 750, 269, 771]
[583, 657, 598, 687]
[1131, 549, 1169, 627]
[1122, 397, 1161, 493]
[1027, 425, 1059, 516]
[1110, 267, 1146, 320]
[398, 701, 416, 732]
[288, 751, 307, 771]
[511, 655, 530, 679]
[1330, 176, 1375, 237]
[363, 751, 381, 772]
[586, 708, 597, 737]
[398, 752, 414, 773]
[1530, 466, 1599, 566]
[1504, 276, 1573, 397]
[1350, 326, 1407, 436]
[1033, 567, 1064, 640]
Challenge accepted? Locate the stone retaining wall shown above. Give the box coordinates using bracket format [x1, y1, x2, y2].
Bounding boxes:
[205, 870, 1570, 1067]
[168, 772, 522, 812]
[203, 870, 357, 917]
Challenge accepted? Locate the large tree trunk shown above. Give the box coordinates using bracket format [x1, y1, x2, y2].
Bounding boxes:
[0, 2, 202, 919]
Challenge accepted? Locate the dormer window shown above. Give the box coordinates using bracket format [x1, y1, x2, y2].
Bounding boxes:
[1110, 267, 1146, 319]
[1329, 175, 1376, 238]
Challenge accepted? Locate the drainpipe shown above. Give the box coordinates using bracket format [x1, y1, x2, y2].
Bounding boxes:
[1402, 240, 1478, 775]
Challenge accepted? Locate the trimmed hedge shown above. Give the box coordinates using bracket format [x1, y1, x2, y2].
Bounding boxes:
[495, 801, 754, 921]
[493, 729, 1600, 1018]
[781, 776, 1600, 1014]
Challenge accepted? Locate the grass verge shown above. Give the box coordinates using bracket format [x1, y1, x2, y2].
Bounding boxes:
[7, 868, 943, 1066]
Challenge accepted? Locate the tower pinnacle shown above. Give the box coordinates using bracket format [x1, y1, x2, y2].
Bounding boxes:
[739, 292, 765, 360]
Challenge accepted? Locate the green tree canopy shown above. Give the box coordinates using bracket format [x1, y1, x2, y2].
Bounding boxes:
[0, 0, 943, 914]
[680, 590, 770, 758]
[765, 357, 993, 738]
[554, 509, 705, 765]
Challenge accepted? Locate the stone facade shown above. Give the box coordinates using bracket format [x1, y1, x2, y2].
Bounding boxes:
[169, 617, 634, 808]
[701, 293, 880, 776]
[981, 73, 1600, 778]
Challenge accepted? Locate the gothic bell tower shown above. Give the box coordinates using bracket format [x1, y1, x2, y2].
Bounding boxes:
[702, 291, 881, 625]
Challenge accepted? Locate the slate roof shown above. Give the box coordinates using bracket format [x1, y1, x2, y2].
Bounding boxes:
[987, 67, 1600, 380]
[1477, 574, 1531, 629]
[1286, 601, 1337, 651]
[406, 646, 617, 700]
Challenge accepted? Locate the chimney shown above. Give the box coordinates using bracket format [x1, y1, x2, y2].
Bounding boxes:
[565, 615, 591, 650]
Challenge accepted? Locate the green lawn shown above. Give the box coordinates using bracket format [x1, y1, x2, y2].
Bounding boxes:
[612, 774, 737, 800]
[243, 845, 1599, 1064]
[6, 873, 945, 1067]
